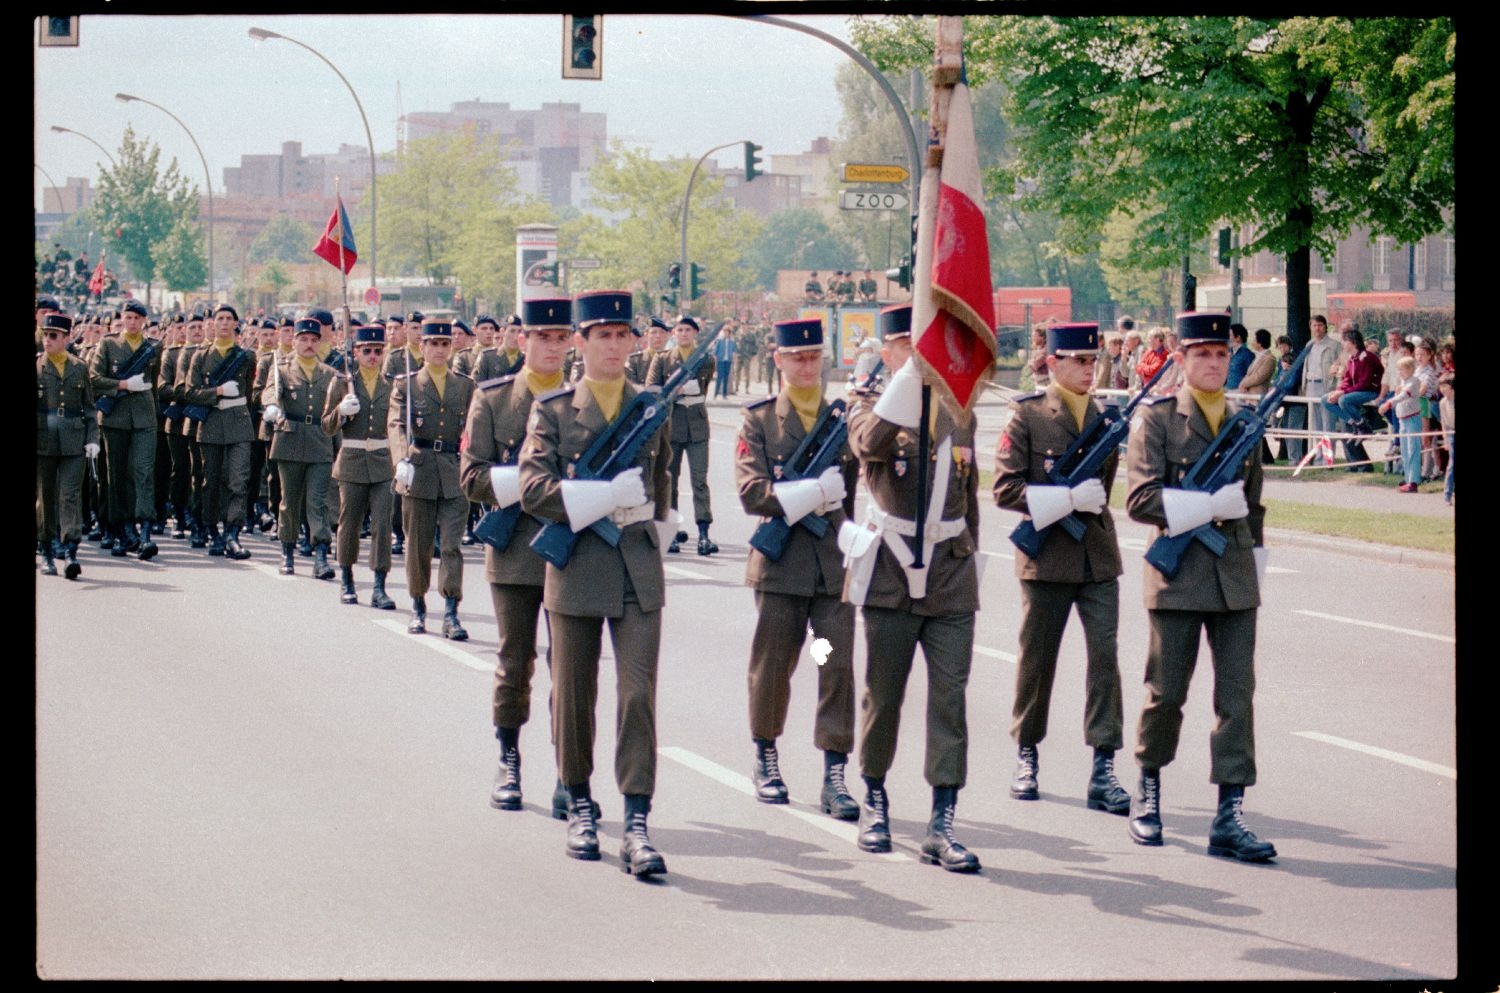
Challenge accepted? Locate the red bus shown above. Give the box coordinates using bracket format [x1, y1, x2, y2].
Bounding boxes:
[994, 287, 1071, 329]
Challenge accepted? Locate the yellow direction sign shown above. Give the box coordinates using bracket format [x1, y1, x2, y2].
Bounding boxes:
[840, 163, 910, 184]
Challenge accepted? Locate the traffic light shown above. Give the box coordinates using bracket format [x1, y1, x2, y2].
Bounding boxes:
[1217, 227, 1232, 268]
[661, 292, 677, 311]
[525, 259, 559, 286]
[885, 256, 912, 292]
[689, 262, 706, 300]
[562, 15, 601, 80]
[667, 262, 681, 290]
[743, 141, 764, 183]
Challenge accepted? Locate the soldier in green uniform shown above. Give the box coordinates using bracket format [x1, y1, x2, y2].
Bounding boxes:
[518, 289, 673, 876]
[88, 299, 161, 561]
[261, 318, 338, 579]
[155, 317, 192, 539]
[244, 319, 279, 534]
[37, 314, 97, 579]
[734, 317, 860, 819]
[646, 315, 717, 555]
[473, 313, 525, 383]
[388, 319, 475, 639]
[252, 317, 296, 539]
[624, 317, 668, 385]
[1124, 312, 1275, 862]
[176, 311, 210, 548]
[181, 304, 257, 560]
[992, 322, 1130, 815]
[382, 312, 425, 559]
[460, 298, 576, 815]
[322, 324, 397, 609]
[840, 303, 981, 873]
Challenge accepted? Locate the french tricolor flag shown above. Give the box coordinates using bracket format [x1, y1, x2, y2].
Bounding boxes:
[912, 68, 997, 417]
[313, 194, 359, 276]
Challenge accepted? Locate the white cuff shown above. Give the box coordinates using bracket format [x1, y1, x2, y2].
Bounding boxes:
[560, 479, 615, 533]
[1026, 485, 1075, 530]
[488, 465, 521, 508]
[774, 478, 826, 525]
[1162, 488, 1214, 537]
[872, 361, 923, 429]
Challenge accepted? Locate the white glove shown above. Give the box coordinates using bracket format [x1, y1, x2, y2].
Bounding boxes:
[609, 466, 647, 508]
[394, 459, 416, 489]
[872, 359, 922, 429]
[1253, 546, 1268, 591]
[219, 380, 240, 399]
[1209, 479, 1249, 521]
[773, 478, 825, 526]
[84, 442, 100, 459]
[682, 379, 701, 396]
[1025, 485, 1075, 529]
[1162, 488, 1214, 537]
[815, 465, 846, 510]
[560, 467, 646, 533]
[262, 404, 283, 424]
[1070, 477, 1107, 515]
[123, 374, 149, 392]
[338, 392, 361, 416]
[488, 465, 521, 508]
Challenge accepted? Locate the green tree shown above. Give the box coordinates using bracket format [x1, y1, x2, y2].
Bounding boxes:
[92, 125, 201, 300]
[742, 208, 853, 289]
[248, 215, 318, 265]
[155, 216, 208, 295]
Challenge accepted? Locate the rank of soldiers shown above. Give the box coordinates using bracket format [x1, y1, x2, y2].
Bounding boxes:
[39, 293, 1278, 879]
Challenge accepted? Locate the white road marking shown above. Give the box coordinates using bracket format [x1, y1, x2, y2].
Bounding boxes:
[1294, 609, 1454, 644]
[973, 645, 1018, 663]
[1266, 565, 1298, 574]
[977, 549, 1013, 560]
[664, 564, 712, 580]
[658, 746, 912, 862]
[1294, 732, 1456, 780]
[247, 561, 298, 581]
[372, 618, 492, 672]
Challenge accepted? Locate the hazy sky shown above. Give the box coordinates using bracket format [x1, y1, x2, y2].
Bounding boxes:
[33, 13, 863, 210]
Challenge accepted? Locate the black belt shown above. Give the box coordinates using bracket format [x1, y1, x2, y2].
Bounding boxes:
[411, 437, 458, 453]
[41, 408, 88, 420]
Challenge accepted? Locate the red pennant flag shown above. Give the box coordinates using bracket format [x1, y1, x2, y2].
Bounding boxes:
[912, 70, 997, 417]
[88, 258, 106, 297]
[312, 195, 359, 275]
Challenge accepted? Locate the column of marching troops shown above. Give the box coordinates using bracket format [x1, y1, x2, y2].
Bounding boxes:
[38, 287, 1277, 880]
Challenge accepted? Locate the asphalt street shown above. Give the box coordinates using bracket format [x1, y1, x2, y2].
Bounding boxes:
[35, 392, 1460, 981]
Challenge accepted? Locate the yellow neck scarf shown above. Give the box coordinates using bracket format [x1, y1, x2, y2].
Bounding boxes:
[359, 367, 381, 397]
[1190, 387, 1228, 435]
[316, 340, 332, 360]
[786, 384, 823, 434]
[123, 332, 143, 351]
[296, 355, 319, 378]
[214, 337, 235, 357]
[1054, 382, 1092, 432]
[583, 376, 625, 422]
[48, 352, 68, 376]
[427, 363, 447, 400]
[524, 368, 564, 398]
[278, 343, 294, 354]
[677, 345, 693, 361]
[505, 347, 521, 362]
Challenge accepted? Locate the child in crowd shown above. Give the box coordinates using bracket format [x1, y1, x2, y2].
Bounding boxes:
[1438, 372, 1454, 506]
[1377, 355, 1423, 493]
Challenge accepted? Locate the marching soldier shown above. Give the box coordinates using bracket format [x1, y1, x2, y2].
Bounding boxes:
[472, 314, 524, 383]
[388, 319, 475, 638]
[322, 324, 397, 609]
[176, 311, 210, 548]
[252, 317, 296, 538]
[518, 289, 672, 876]
[88, 299, 161, 562]
[625, 317, 669, 385]
[646, 315, 718, 555]
[840, 303, 982, 873]
[452, 314, 493, 378]
[734, 318, 860, 819]
[149, 318, 174, 535]
[156, 317, 192, 539]
[181, 304, 256, 560]
[459, 297, 575, 815]
[1124, 312, 1275, 862]
[37, 313, 97, 579]
[382, 312, 425, 559]
[992, 322, 1130, 815]
[261, 318, 338, 579]
[244, 319, 279, 534]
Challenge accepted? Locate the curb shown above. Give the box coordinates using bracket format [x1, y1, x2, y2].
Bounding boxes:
[1263, 526, 1453, 571]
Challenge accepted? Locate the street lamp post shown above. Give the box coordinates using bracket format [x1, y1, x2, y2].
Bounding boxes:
[679, 139, 751, 318]
[49, 125, 119, 170]
[249, 27, 377, 292]
[115, 93, 215, 303]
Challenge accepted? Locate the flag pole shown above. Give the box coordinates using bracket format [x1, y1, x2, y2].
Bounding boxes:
[335, 177, 354, 371]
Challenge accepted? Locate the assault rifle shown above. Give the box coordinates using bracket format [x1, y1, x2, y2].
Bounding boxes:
[182, 346, 251, 422]
[95, 337, 161, 416]
[748, 399, 848, 562]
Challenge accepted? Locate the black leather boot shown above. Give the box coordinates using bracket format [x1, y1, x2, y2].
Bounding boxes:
[111, 524, 129, 556]
[442, 596, 468, 641]
[370, 571, 395, 610]
[64, 542, 81, 581]
[752, 738, 788, 804]
[696, 522, 718, 556]
[136, 520, 158, 561]
[39, 541, 57, 576]
[298, 524, 313, 557]
[279, 542, 296, 576]
[391, 530, 404, 556]
[820, 751, 859, 820]
[189, 516, 207, 549]
[313, 543, 335, 580]
[224, 525, 251, 560]
[1010, 744, 1040, 800]
[857, 776, 892, 853]
[667, 529, 683, 554]
[339, 566, 358, 605]
[208, 525, 225, 556]
[565, 782, 601, 861]
[620, 794, 667, 877]
[1086, 747, 1131, 815]
[1128, 770, 1163, 846]
[552, 779, 601, 822]
[490, 728, 522, 811]
[1207, 784, 1277, 862]
[408, 597, 427, 634]
[920, 786, 981, 873]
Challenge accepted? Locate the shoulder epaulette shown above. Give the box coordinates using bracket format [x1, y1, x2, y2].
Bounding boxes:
[479, 373, 518, 392]
[743, 395, 775, 411]
[450, 369, 472, 381]
[1140, 394, 1173, 407]
[1011, 390, 1046, 403]
[537, 385, 576, 403]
